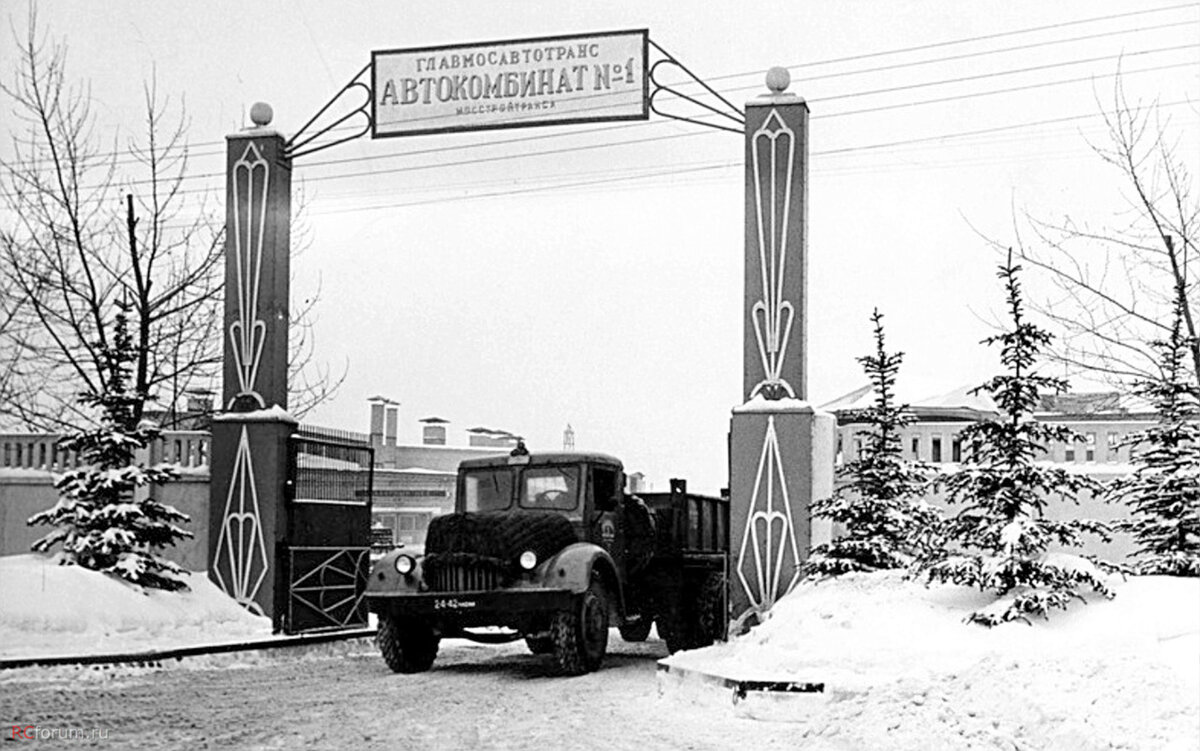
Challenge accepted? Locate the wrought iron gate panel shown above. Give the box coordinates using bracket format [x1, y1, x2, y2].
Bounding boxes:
[287, 546, 371, 631]
[284, 430, 373, 633]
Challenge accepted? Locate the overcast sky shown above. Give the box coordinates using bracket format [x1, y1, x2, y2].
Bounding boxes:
[2, 1, 1197, 493]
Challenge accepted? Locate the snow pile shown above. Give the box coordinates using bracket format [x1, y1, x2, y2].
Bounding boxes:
[663, 571, 1199, 749]
[0, 553, 270, 659]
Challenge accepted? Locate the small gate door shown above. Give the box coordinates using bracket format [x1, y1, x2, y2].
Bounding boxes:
[283, 430, 374, 633]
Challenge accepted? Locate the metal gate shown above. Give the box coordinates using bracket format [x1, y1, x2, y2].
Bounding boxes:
[283, 428, 374, 634]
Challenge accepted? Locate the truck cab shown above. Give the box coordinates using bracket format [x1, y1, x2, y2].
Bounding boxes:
[458, 451, 642, 577]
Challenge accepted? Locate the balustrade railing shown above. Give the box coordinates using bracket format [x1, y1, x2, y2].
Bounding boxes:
[0, 431, 211, 471]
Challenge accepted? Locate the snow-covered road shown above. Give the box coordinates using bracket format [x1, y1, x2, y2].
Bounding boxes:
[1, 634, 809, 750]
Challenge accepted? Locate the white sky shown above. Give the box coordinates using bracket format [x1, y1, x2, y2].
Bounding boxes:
[1, 1, 1197, 494]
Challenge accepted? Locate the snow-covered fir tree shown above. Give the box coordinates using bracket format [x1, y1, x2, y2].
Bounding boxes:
[805, 309, 941, 578]
[1105, 294, 1200, 576]
[28, 300, 193, 591]
[921, 252, 1115, 625]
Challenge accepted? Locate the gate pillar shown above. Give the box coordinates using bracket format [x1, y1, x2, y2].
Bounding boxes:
[208, 104, 294, 625]
[728, 70, 835, 631]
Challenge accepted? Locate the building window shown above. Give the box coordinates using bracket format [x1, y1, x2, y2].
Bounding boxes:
[931, 436, 942, 463]
[1085, 432, 1096, 462]
[1065, 444, 1075, 463]
[1107, 432, 1120, 463]
[951, 435, 962, 463]
[911, 436, 920, 459]
[376, 513, 397, 540]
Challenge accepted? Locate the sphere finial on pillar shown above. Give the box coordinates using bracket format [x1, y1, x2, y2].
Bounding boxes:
[249, 102, 274, 128]
[765, 67, 791, 93]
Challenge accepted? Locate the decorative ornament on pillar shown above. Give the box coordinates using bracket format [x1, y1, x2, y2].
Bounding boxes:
[743, 67, 807, 402]
[736, 414, 803, 613]
[212, 426, 271, 615]
[223, 102, 291, 413]
[229, 142, 270, 409]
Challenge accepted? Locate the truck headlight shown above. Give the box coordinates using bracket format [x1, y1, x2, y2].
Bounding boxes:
[518, 551, 538, 570]
[394, 555, 416, 576]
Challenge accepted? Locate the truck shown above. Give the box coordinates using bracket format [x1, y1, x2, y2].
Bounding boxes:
[365, 446, 729, 675]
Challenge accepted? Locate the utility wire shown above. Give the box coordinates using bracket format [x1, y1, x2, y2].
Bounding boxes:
[296, 98, 1196, 216]
[148, 56, 1199, 199]
[150, 93, 1192, 231]
[53, 2, 1200, 164]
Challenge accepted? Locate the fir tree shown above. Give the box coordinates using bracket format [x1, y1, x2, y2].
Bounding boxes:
[28, 299, 193, 591]
[922, 251, 1115, 625]
[805, 309, 941, 578]
[1106, 293, 1200, 576]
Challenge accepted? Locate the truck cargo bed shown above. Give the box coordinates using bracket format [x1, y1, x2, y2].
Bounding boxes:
[638, 479, 729, 556]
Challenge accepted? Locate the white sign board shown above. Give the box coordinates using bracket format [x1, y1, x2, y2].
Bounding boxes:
[372, 30, 648, 138]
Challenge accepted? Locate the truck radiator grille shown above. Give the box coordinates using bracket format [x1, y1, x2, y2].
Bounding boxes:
[430, 565, 502, 592]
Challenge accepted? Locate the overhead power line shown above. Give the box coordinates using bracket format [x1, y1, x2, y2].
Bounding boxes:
[696, 1, 1200, 83]
[151, 94, 1191, 231]
[149, 55, 1199, 199]
[297, 97, 1196, 217]
[60, 2, 1200, 164]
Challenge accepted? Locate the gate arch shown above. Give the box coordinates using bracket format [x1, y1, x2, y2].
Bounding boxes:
[208, 35, 833, 632]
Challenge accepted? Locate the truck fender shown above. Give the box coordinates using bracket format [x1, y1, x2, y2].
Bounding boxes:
[366, 550, 424, 596]
[538, 542, 625, 620]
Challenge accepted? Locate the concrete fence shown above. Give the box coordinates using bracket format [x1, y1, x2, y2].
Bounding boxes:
[0, 431, 212, 570]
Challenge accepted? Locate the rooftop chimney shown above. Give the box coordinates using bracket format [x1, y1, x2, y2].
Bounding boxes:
[368, 396, 397, 448]
[420, 416, 448, 446]
[385, 405, 398, 447]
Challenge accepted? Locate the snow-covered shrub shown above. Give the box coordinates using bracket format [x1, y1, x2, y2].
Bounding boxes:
[920, 253, 1116, 625]
[805, 309, 941, 578]
[1105, 296, 1200, 576]
[28, 301, 192, 591]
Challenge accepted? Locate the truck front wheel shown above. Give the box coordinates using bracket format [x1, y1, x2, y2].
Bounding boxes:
[551, 576, 609, 675]
[377, 615, 439, 673]
[525, 636, 554, 654]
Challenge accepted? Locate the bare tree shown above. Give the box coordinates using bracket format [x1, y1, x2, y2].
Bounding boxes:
[0, 11, 220, 430]
[1002, 78, 1198, 398]
[0, 10, 342, 430]
[287, 185, 348, 419]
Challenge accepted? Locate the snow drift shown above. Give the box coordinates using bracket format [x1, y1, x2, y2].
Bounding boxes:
[0, 553, 270, 659]
[662, 570, 1199, 749]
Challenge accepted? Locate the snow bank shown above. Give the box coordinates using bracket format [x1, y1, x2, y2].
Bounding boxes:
[663, 571, 1200, 749]
[0, 553, 270, 659]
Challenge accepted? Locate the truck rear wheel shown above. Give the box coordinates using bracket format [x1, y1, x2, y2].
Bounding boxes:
[693, 572, 727, 649]
[377, 615, 439, 673]
[551, 576, 609, 675]
[658, 571, 726, 653]
[656, 607, 690, 654]
[618, 617, 652, 643]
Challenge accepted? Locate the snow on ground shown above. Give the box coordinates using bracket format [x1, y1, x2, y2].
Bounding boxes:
[0, 553, 271, 659]
[663, 570, 1200, 749]
[2, 552, 1198, 749]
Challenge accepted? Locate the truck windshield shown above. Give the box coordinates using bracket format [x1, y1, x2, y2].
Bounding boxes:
[520, 466, 580, 512]
[462, 469, 515, 512]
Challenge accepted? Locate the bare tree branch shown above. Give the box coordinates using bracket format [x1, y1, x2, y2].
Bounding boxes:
[1002, 74, 1199, 398]
[0, 14, 344, 430]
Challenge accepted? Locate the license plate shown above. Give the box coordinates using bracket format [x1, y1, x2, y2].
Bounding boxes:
[433, 598, 477, 610]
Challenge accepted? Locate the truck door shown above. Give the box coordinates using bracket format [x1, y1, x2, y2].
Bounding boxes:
[589, 464, 625, 578]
